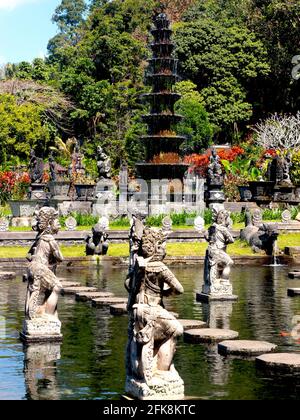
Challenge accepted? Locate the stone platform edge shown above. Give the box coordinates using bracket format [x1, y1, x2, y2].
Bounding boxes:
[0, 255, 293, 269]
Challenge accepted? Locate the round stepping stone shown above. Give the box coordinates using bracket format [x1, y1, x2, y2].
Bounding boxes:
[0, 272, 16, 280]
[256, 353, 300, 374]
[92, 297, 127, 308]
[288, 272, 300, 279]
[110, 304, 128, 316]
[287, 288, 300, 297]
[218, 340, 277, 356]
[60, 281, 82, 288]
[184, 328, 239, 344]
[179, 320, 207, 331]
[76, 291, 114, 302]
[61, 287, 98, 296]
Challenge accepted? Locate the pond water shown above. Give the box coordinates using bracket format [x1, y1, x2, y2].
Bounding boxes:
[0, 264, 299, 400]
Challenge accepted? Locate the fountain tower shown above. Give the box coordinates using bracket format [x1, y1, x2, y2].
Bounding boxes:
[136, 11, 197, 215]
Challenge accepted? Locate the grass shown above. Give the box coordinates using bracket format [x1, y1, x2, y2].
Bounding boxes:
[0, 240, 257, 259]
[1, 232, 300, 259]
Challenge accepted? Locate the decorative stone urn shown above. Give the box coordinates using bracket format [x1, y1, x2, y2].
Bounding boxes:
[48, 181, 70, 200]
[74, 184, 95, 201]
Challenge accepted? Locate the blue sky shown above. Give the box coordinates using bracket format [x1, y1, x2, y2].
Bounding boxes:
[0, 0, 60, 65]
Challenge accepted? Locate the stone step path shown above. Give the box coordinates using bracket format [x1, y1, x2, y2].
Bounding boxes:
[184, 328, 239, 344]
[61, 286, 98, 296]
[60, 281, 82, 289]
[92, 297, 128, 308]
[288, 271, 300, 279]
[287, 288, 300, 297]
[76, 291, 114, 302]
[0, 272, 16, 280]
[218, 340, 277, 356]
[179, 320, 206, 331]
[110, 304, 128, 316]
[256, 353, 300, 374]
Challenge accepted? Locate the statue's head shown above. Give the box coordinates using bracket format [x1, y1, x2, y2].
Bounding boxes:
[92, 224, 103, 242]
[141, 227, 167, 261]
[32, 207, 60, 235]
[214, 209, 231, 227]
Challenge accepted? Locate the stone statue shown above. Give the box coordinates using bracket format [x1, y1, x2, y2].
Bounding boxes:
[21, 207, 63, 342]
[125, 221, 184, 400]
[240, 209, 279, 256]
[97, 146, 112, 180]
[85, 223, 109, 256]
[268, 153, 293, 186]
[28, 149, 44, 184]
[49, 152, 57, 182]
[207, 148, 224, 185]
[201, 209, 235, 299]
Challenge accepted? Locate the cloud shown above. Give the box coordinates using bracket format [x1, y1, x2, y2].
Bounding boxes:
[0, 0, 39, 11]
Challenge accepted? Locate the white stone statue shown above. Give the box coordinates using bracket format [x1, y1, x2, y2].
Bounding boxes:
[125, 220, 184, 400]
[200, 209, 236, 300]
[21, 207, 63, 342]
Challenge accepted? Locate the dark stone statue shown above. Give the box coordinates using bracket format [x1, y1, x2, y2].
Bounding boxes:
[240, 209, 279, 255]
[97, 146, 112, 180]
[28, 149, 44, 184]
[85, 224, 109, 256]
[49, 152, 57, 182]
[267, 153, 293, 186]
[207, 148, 224, 185]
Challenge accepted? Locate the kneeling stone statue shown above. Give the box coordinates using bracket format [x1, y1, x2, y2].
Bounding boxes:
[125, 220, 184, 400]
[21, 207, 63, 343]
[198, 209, 237, 301]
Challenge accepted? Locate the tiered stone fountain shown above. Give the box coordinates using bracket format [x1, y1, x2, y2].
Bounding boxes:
[135, 12, 201, 215]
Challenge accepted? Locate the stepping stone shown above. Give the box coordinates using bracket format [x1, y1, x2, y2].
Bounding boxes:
[0, 272, 16, 280]
[218, 340, 277, 356]
[288, 272, 300, 279]
[110, 304, 128, 316]
[184, 328, 239, 344]
[61, 287, 98, 296]
[92, 297, 127, 308]
[287, 288, 300, 297]
[256, 353, 300, 374]
[179, 319, 207, 331]
[60, 281, 82, 288]
[76, 291, 114, 302]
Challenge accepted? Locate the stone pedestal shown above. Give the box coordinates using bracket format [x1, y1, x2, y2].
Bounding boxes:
[20, 317, 63, 344]
[206, 181, 225, 209]
[125, 370, 184, 401]
[93, 180, 117, 217]
[57, 200, 92, 216]
[30, 184, 47, 200]
[197, 280, 238, 302]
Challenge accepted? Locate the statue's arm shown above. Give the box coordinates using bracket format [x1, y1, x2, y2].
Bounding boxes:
[50, 240, 64, 263]
[162, 268, 184, 296]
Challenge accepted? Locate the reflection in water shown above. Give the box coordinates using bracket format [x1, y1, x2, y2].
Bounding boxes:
[24, 343, 61, 400]
[205, 344, 230, 387]
[202, 301, 233, 330]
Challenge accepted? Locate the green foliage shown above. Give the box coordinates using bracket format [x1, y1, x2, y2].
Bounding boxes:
[175, 81, 214, 153]
[291, 151, 300, 185]
[174, 16, 270, 139]
[0, 94, 52, 159]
